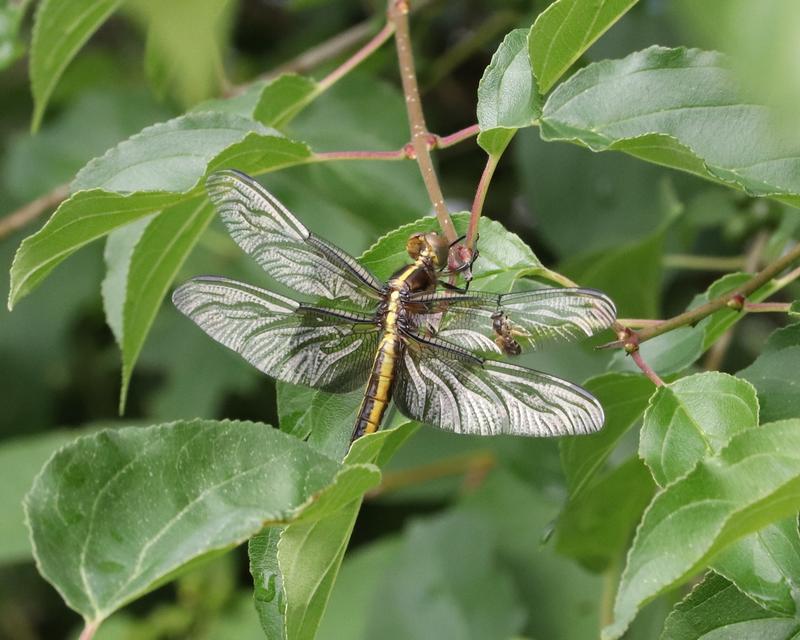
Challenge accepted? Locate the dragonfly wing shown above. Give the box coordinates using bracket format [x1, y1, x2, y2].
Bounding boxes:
[393, 333, 604, 436]
[173, 276, 379, 392]
[409, 288, 616, 354]
[206, 170, 383, 309]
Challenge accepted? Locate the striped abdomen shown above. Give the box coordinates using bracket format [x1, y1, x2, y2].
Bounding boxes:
[351, 333, 401, 441]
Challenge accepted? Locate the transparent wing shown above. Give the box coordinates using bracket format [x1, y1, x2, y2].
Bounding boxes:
[206, 169, 383, 309]
[393, 333, 604, 437]
[172, 276, 379, 392]
[409, 288, 616, 354]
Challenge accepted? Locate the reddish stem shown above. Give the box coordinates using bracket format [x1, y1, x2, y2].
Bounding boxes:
[314, 148, 410, 161]
[630, 350, 665, 387]
[389, 0, 456, 243]
[435, 124, 480, 149]
[317, 22, 396, 93]
[467, 153, 499, 249]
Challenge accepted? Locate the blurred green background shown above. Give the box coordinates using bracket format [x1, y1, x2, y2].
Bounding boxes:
[1, 0, 798, 638]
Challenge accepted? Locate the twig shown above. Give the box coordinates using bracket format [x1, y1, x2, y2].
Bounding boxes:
[538, 267, 578, 289]
[630, 350, 664, 386]
[313, 148, 410, 161]
[0, 183, 69, 240]
[366, 451, 495, 498]
[79, 621, 99, 640]
[663, 254, 746, 271]
[703, 229, 769, 371]
[226, 19, 378, 96]
[388, 0, 456, 243]
[434, 124, 480, 149]
[616, 318, 664, 329]
[742, 302, 792, 313]
[774, 264, 800, 288]
[316, 21, 396, 93]
[467, 153, 499, 249]
[609, 241, 800, 349]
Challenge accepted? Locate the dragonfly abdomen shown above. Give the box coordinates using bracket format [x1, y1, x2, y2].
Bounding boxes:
[351, 333, 401, 441]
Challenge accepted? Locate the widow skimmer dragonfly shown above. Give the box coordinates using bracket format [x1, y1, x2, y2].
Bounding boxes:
[173, 170, 617, 444]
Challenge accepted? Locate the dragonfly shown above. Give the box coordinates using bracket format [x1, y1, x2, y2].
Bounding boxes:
[172, 170, 617, 444]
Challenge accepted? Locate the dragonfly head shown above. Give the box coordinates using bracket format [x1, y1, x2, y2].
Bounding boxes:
[406, 232, 449, 268]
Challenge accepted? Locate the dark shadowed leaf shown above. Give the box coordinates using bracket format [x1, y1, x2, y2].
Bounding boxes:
[560, 372, 655, 498]
[556, 456, 655, 572]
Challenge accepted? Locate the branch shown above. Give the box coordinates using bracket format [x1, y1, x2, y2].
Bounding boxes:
[388, 0, 456, 243]
[434, 124, 480, 149]
[663, 254, 746, 272]
[0, 183, 69, 240]
[467, 153, 499, 249]
[316, 21, 396, 93]
[630, 349, 665, 386]
[226, 18, 379, 96]
[313, 148, 410, 161]
[608, 241, 800, 350]
[366, 451, 495, 498]
[743, 301, 792, 313]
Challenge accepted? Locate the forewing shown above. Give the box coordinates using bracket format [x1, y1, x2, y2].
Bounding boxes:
[172, 276, 379, 392]
[206, 170, 383, 309]
[410, 287, 616, 353]
[394, 335, 604, 436]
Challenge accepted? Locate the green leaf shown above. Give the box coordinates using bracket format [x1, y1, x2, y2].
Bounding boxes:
[740, 323, 800, 423]
[560, 372, 655, 498]
[206, 133, 312, 176]
[529, 0, 639, 93]
[712, 517, 800, 616]
[540, 47, 800, 206]
[25, 419, 370, 627]
[640, 372, 759, 487]
[660, 572, 800, 640]
[72, 112, 275, 193]
[0, 430, 77, 564]
[556, 456, 655, 572]
[604, 419, 800, 639]
[638, 373, 800, 614]
[29, 0, 124, 131]
[10, 116, 310, 311]
[8, 190, 180, 309]
[253, 74, 319, 128]
[249, 423, 416, 640]
[476, 29, 541, 153]
[790, 301, 800, 318]
[101, 217, 154, 343]
[119, 198, 215, 410]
